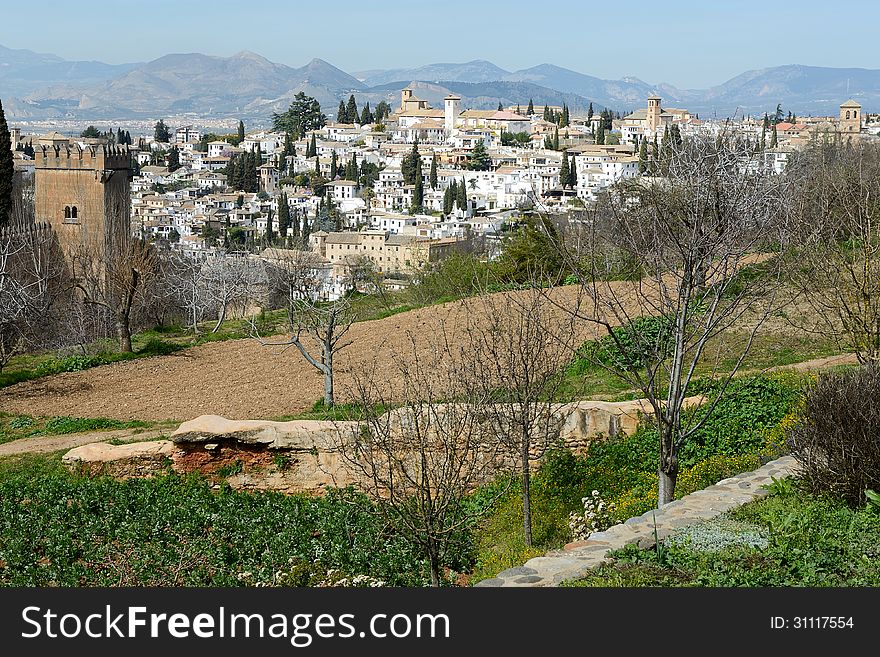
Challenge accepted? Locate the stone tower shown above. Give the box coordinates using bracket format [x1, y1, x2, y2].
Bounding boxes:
[444, 93, 461, 139]
[839, 99, 862, 134]
[646, 95, 662, 131]
[34, 143, 132, 257]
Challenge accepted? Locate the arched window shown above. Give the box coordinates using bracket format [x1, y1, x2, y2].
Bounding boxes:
[71, 206, 78, 219]
[854, 111, 858, 119]
[64, 206, 71, 219]
[846, 111, 851, 119]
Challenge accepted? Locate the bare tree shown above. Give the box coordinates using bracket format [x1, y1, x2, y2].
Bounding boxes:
[557, 136, 790, 506]
[164, 252, 212, 334]
[256, 248, 353, 407]
[463, 287, 577, 547]
[202, 253, 266, 332]
[786, 140, 880, 363]
[0, 225, 63, 370]
[338, 333, 507, 586]
[71, 236, 157, 353]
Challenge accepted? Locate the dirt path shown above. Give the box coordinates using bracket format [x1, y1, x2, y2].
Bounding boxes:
[0, 428, 168, 457]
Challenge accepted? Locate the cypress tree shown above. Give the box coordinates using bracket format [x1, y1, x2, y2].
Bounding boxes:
[498, 102, 503, 111]
[413, 173, 424, 211]
[543, 105, 550, 122]
[337, 100, 347, 123]
[449, 179, 458, 211]
[301, 212, 311, 243]
[330, 150, 338, 179]
[429, 154, 438, 190]
[638, 137, 648, 174]
[238, 120, 245, 143]
[309, 133, 317, 158]
[569, 156, 577, 188]
[443, 185, 453, 215]
[527, 98, 534, 115]
[560, 151, 570, 188]
[457, 176, 467, 213]
[516, 104, 521, 115]
[0, 100, 15, 227]
[596, 123, 605, 145]
[345, 95, 358, 124]
[561, 103, 570, 127]
[360, 102, 373, 125]
[266, 207, 274, 244]
[770, 124, 778, 148]
[278, 192, 290, 238]
[587, 102, 594, 120]
[315, 156, 321, 175]
[553, 125, 560, 150]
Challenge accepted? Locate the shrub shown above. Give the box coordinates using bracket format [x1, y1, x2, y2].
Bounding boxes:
[786, 364, 880, 506]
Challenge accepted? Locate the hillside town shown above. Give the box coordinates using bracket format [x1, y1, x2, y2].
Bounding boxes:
[8, 87, 878, 299]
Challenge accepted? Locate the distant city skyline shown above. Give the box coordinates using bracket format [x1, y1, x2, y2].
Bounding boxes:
[3, 0, 878, 89]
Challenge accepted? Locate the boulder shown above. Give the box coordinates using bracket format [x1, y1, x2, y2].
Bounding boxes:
[170, 415, 358, 451]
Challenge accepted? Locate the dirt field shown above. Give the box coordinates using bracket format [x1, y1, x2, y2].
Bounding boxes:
[0, 287, 591, 422]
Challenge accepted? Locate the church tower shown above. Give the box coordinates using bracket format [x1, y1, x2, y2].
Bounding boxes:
[839, 99, 862, 134]
[444, 94, 461, 140]
[34, 142, 132, 256]
[646, 95, 662, 131]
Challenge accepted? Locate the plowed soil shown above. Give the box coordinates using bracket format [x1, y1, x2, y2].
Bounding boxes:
[0, 287, 591, 422]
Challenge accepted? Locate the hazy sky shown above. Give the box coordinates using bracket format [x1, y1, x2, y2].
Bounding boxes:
[4, 0, 877, 88]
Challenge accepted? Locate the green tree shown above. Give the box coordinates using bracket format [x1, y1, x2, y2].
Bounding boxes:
[638, 137, 648, 174]
[265, 207, 274, 244]
[167, 145, 180, 172]
[497, 101, 503, 111]
[154, 120, 171, 142]
[0, 99, 13, 227]
[337, 100, 347, 123]
[272, 92, 326, 138]
[561, 103, 570, 127]
[527, 98, 534, 115]
[559, 150, 571, 188]
[457, 176, 467, 213]
[429, 154, 438, 190]
[401, 139, 420, 185]
[375, 101, 391, 122]
[467, 139, 492, 171]
[307, 133, 317, 158]
[360, 102, 373, 125]
[278, 192, 290, 238]
[770, 124, 778, 148]
[330, 150, 338, 179]
[595, 123, 605, 145]
[238, 120, 245, 143]
[587, 102, 594, 120]
[345, 95, 358, 124]
[80, 125, 101, 138]
[443, 185, 453, 215]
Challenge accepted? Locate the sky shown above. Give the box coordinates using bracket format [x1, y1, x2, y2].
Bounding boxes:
[3, 0, 878, 89]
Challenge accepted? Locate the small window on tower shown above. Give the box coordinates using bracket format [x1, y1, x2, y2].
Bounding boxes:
[71, 206, 78, 219]
[64, 206, 71, 219]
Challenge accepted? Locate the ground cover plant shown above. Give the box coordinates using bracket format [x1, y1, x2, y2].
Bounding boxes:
[0, 454, 471, 587]
[470, 372, 805, 582]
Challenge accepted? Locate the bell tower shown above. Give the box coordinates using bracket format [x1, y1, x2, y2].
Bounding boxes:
[839, 99, 862, 134]
[646, 95, 662, 131]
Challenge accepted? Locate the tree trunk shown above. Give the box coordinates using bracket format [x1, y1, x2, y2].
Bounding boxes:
[115, 318, 133, 353]
[212, 302, 227, 333]
[323, 343, 334, 407]
[521, 428, 533, 547]
[429, 554, 440, 588]
[658, 468, 677, 507]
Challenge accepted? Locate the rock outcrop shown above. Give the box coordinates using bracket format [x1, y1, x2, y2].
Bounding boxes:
[63, 440, 175, 478]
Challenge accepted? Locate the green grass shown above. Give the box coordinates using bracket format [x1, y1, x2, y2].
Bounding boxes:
[564, 485, 880, 587]
[0, 413, 155, 445]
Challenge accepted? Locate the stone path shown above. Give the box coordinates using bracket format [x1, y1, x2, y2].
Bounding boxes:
[475, 455, 799, 587]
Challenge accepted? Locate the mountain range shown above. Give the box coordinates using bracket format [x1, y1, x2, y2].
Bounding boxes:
[2, 44, 878, 123]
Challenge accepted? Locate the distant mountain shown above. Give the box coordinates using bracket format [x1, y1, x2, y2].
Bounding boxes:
[19, 51, 366, 119]
[3, 45, 880, 122]
[357, 60, 511, 86]
[0, 44, 137, 98]
[699, 64, 880, 116]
